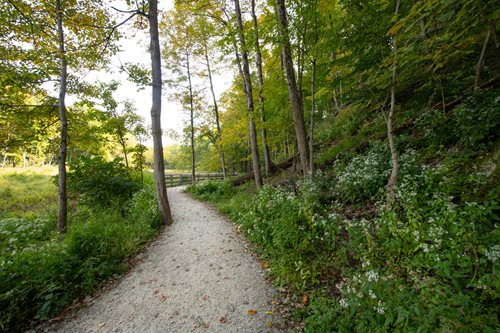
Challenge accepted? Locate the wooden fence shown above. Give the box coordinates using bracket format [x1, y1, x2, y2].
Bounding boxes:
[165, 173, 236, 187]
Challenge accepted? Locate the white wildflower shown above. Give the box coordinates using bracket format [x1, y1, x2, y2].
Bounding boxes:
[366, 270, 379, 282]
[339, 299, 348, 308]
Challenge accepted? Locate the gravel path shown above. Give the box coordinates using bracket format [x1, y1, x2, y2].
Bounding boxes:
[49, 187, 284, 333]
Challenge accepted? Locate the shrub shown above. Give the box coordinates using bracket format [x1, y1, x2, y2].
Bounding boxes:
[306, 165, 499, 332]
[186, 180, 234, 202]
[233, 181, 333, 290]
[125, 185, 162, 229]
[452, 89, 500, 148]
[66, 156, 139, 208]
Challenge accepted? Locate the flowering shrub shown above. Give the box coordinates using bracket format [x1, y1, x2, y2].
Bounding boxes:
[233, 182, 337, 289]
[125, 186, 161, 228]
[305, 164, 499, 331]
[333, 143, 420, 203]
[333, 142, 391, 203]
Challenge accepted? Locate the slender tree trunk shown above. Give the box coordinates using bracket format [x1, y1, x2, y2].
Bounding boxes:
[386, 0, 401, 204]
[250, 0, 273, 177]
[148, 0, 173, 225]
[139, 140, 144, 189]
[234, 0, 263, 187]
[333, 85, 342, 115]
[56, 0, 68, 234]
[204, 46, 226, 178]
[186, 53, 196, 184]
[310, 59, 316, 177]
[474, 27, 491, 90]
[275, 0, 309, 174]
[117, 129, 130, 172]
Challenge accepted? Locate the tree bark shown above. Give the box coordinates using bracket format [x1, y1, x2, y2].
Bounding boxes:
[204, 46, 226, 178]
[250, 0, 273, 177]
[275, 0, 309, 174]
[309, 59, 316, 177]
[56, 0, 68, 234]
[234, 0, 262, 187]
[148, 0, 173, 225]
[474, 27, 491, 90]
[386, 0, 401, 204]
[186, 52, 196, 184]
[117, 127, 130, 172]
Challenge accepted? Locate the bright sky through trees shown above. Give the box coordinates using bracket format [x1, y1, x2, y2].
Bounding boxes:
[62, 0, 231, 145]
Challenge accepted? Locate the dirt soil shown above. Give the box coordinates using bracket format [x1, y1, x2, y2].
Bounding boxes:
[47, 187, 285, 333]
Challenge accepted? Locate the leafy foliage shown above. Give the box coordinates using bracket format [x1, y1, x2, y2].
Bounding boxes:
[66, 156, 139, 208]
[0, 179, 160, 332]
[189, 89, 499, 331]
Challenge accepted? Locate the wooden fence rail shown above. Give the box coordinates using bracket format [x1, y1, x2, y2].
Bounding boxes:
[165, 173, 237, 187]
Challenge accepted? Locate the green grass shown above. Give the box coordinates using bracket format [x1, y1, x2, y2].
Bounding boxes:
[0, 169, 57, 218]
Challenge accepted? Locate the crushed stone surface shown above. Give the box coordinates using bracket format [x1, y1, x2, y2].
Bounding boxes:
[48, 187, 284, 333]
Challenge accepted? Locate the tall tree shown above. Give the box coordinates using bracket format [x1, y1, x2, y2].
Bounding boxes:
[386, 0, 401, 203]
[234, 0, 263, 187]
[250, 0, 274, 177]
[275, 0, 309, 173]
[203, 44, 227, 177]
[186, 51, 196, 183]
[56, 0, 68, 233]
[162, 4, 200, 184]
[148, 0, 173, 225]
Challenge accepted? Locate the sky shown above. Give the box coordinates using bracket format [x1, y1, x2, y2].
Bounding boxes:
[71, 0, 232, 146]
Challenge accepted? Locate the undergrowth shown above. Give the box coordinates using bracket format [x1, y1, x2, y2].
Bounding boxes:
[0, 167, 161, 332]
[186, 89, 499, 332]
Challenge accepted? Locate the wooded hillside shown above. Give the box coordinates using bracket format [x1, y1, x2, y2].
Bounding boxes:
[0, 0, 498, 331]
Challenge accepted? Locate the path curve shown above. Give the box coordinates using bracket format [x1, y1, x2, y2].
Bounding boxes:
[49, 187, 284, 333]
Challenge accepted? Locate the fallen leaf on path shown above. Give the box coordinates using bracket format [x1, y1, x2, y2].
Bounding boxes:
[261, 261, 269, 269]
[247, 309, 257, 315]
[97, 322, 106, 328]
[154, 289, 160, 294]
[219, 316, 228, 323]
[302, 294, 309, 305]
[271, 300, 279, 305]
[202, 295, 209, 301]
[265, 311, 273, 315]
[266, 322, 273, 328]
[159, 295, 167, 302]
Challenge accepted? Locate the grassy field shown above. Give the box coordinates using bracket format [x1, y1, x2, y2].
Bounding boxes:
[0, 167, 58, 218]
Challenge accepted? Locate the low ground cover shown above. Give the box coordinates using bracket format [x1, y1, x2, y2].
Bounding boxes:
[187, 90, 499, 332]
[0, 162, 161, 332]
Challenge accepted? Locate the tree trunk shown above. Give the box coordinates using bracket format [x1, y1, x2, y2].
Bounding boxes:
[234, 0, 262, 187]
[310, 59, 316, 177]
[275, 0, 309, 174]
[56, 0, 68, 234]
[386, 0, 400, 204]
[204, 46, 226, 178]
[186, 52, 196, 184]
[250, 0, 273, 177]
[474, 27, 492, 90]
[117, 129, 130, 173]
[148, 0, 173, 225]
